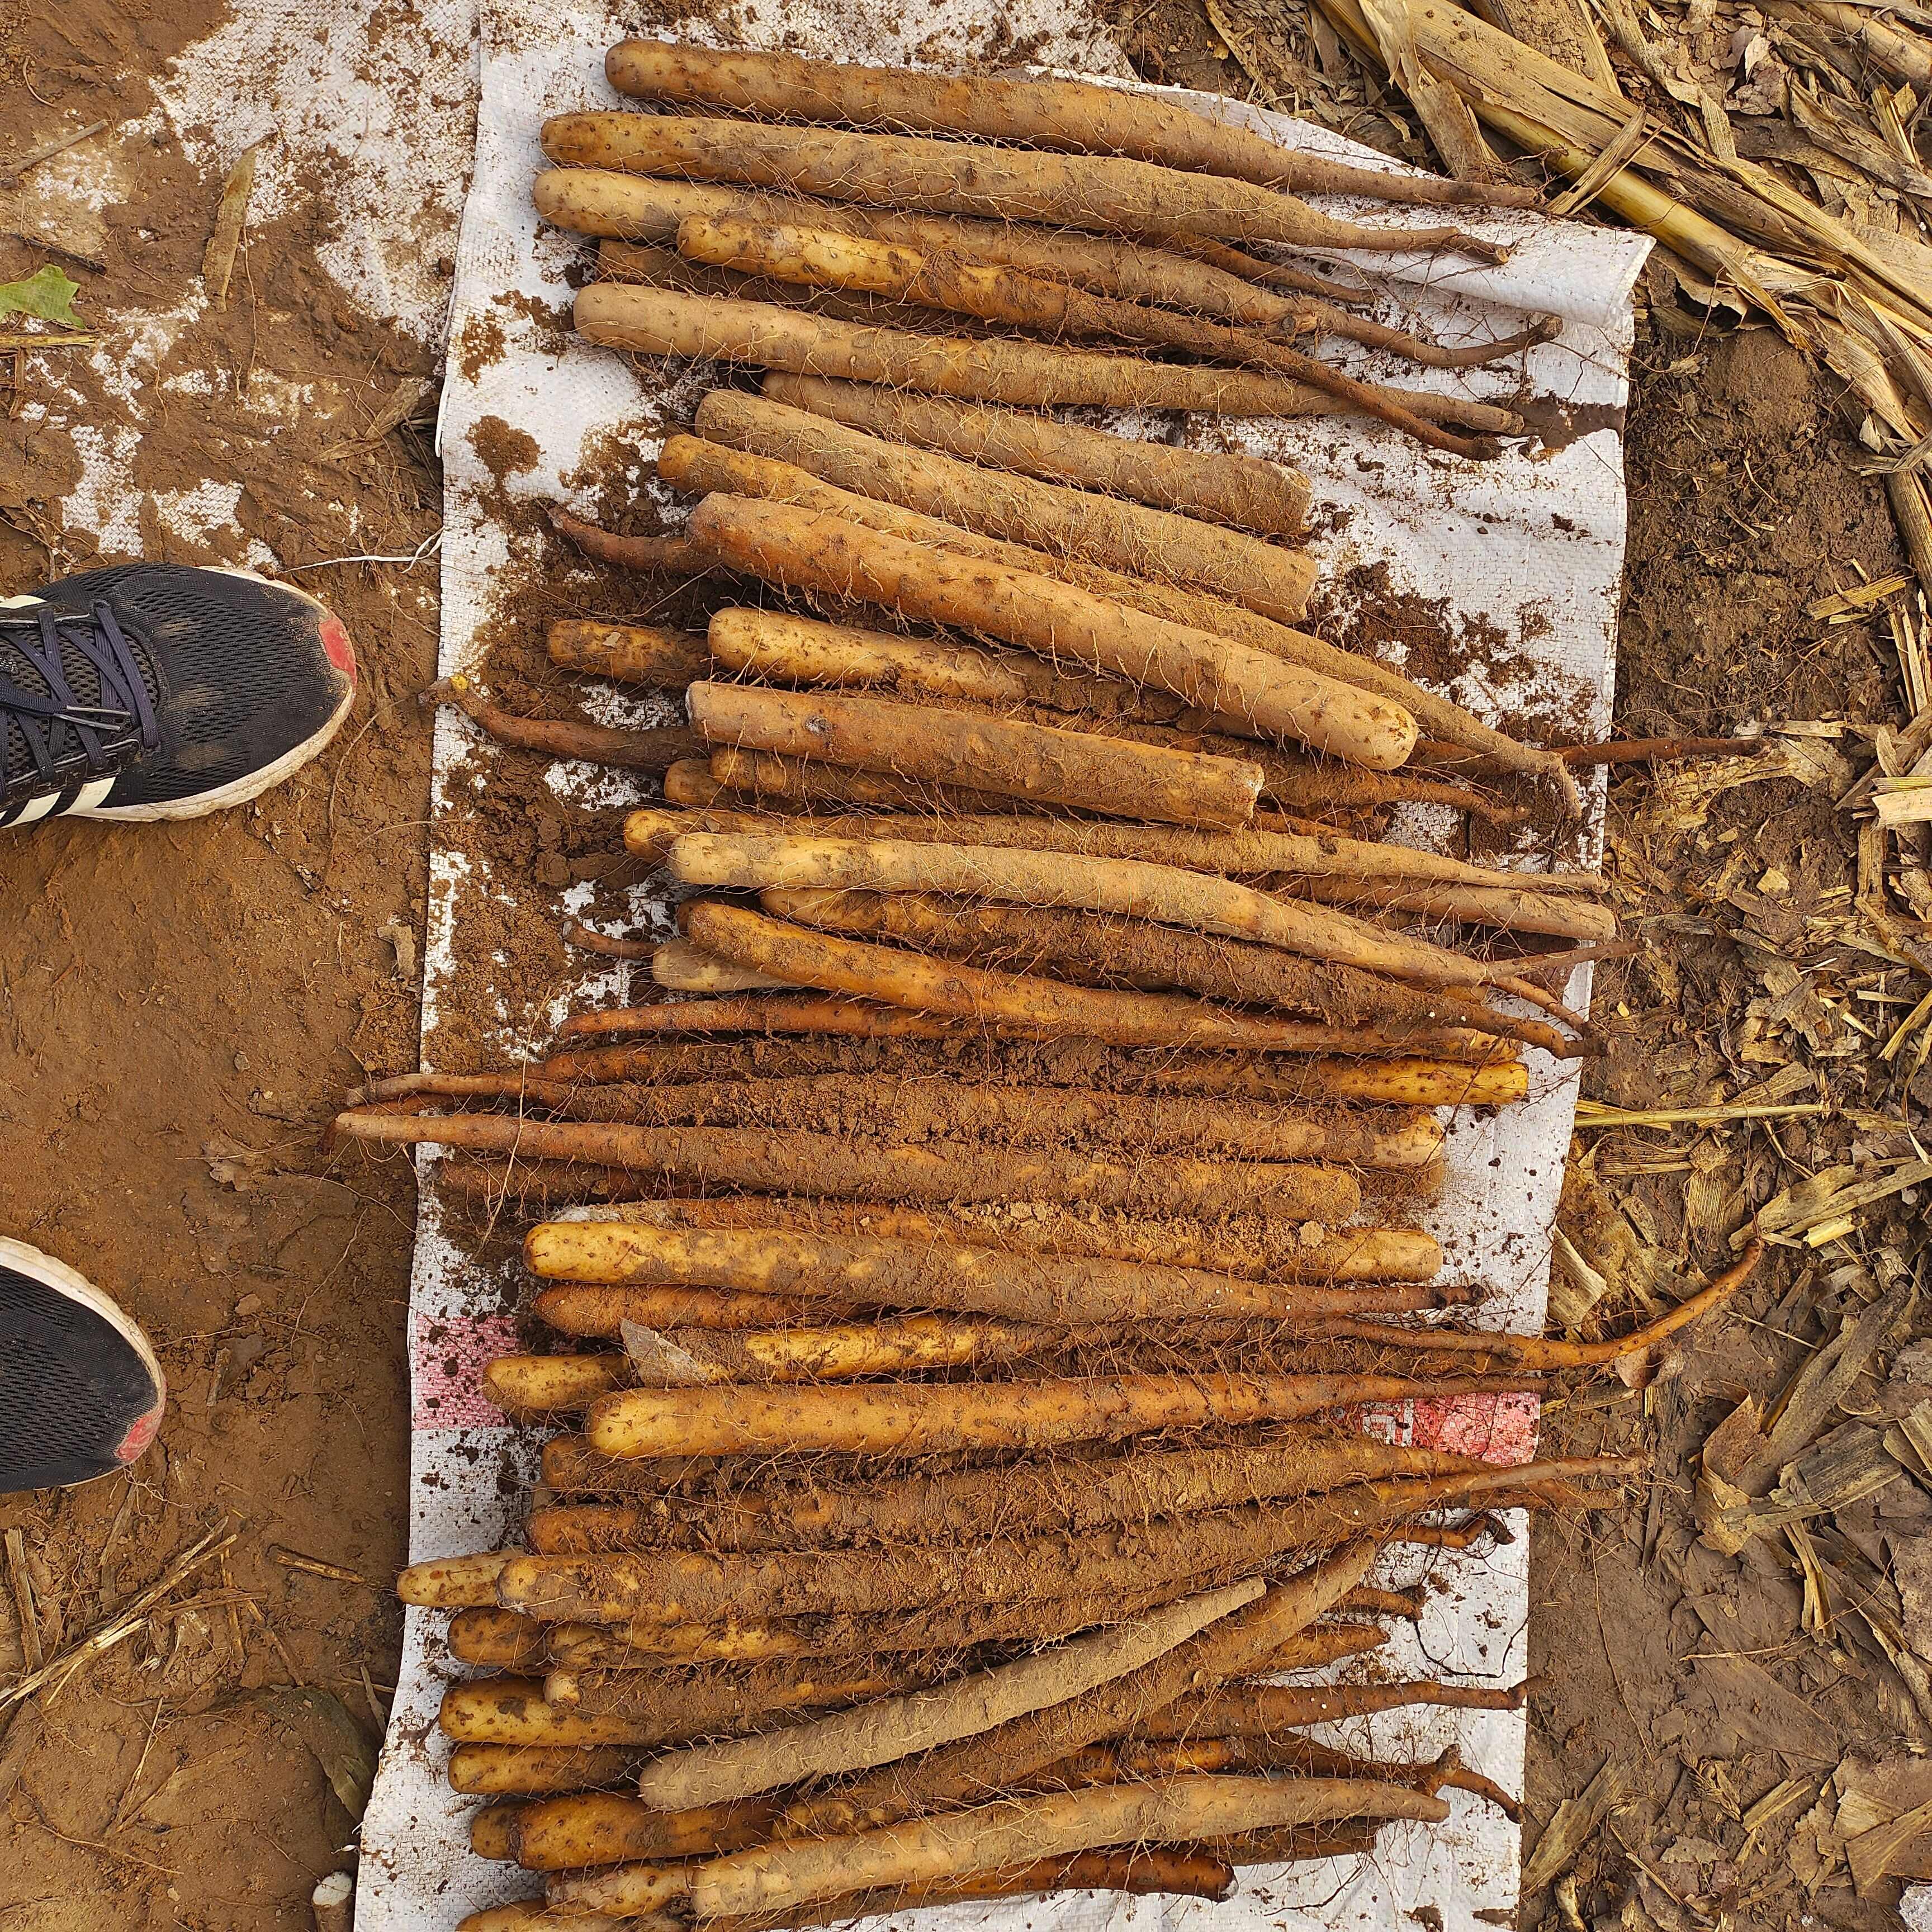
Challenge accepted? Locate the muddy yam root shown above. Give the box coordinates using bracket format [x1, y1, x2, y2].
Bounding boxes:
[518, 1219, 1454, 1331]
[602, 42, 1535, 208]
[763, 375, 1308, 534]
[544, 111, 1508, 262]
[684, 678, 1265, 828]
[331, 1104, 1354, 1220]
[680, 899, 1491, 1055]
[692, 390, 1318, 617]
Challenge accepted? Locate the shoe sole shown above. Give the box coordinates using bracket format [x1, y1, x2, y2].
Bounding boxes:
[70, 566, 358, 823]
[0, 1237, 167, 1472]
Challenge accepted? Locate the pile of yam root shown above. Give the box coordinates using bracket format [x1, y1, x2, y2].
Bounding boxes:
[332, 42, 1729, 1931]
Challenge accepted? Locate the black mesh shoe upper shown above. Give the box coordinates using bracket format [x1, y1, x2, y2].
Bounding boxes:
[0, 1259, 165, 1493]
[12, 564, 356, 815]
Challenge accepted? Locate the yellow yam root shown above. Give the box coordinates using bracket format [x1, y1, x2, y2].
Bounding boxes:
[567, 1369, 1536, 1465]
[547, 618, 709, 688]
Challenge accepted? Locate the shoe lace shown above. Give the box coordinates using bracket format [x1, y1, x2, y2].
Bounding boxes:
[0, 600, 159, 790]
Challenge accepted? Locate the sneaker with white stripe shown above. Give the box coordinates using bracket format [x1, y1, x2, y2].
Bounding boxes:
[1, 564, 357, 827]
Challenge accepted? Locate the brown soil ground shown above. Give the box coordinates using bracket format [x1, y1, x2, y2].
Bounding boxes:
[2, 2, 1927, 1930]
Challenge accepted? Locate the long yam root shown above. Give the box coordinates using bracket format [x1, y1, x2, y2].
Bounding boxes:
[679, 214, 1507, 457]
[695, 390, 1319, 619]
[519, 1220, 1484, 1331]
[572, 1368, 1532, 1464]
[669, 830, 1521, 990]
[467, 1069, 1448, 1167]
[764, 887, 1575, 1057]
[684, 677, 1266, 828]
[333, 1104, 1356, 1220]
[637, 1578, 1263, 1809]
[785, 1541, 1377, 1833]
[764, 372, 1308, 534]
[525, 1202, 1445, 1289]
[681, 898, 1499, 1056]
[425, 674, 704, 773]
[602, 42, 1537, 209]
[544, 112, 1510, 262]
[524, 1431, 1495, 1556]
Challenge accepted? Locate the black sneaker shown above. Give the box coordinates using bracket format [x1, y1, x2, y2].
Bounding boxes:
[0, 1239, 166, 1493]
[0, 564, 357, 826]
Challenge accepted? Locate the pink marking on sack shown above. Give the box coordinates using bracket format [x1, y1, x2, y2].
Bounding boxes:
[1408, 1391, 1540, 1464]
[413, 1311, 520, 1429]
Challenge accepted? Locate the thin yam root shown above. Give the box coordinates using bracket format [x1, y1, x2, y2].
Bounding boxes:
[783, 1540, 1379, 1834]
[565, 922, 656, 961]
[764, 887, 1576, 1058]
[333, 1105, 1362, 1221]
[546, 618, 709, 688]
[678, 214, 1507, 457]
[684, 678, 1267, 829]
[550, 995, 966, 1045]
[524, 1433, 1498, 1556]
[681, 898, 1500, 1056]
[424, 675, 704, 773]
[672, 490, 1418, 768]
[543, 111, 1512, 263]
[601, 42, 1538, 209]
[694, 392, 1319, 619]
[549, 1844, 1238, 1919]
[1319, 1237, 1765, 1368]
[1048, 1735, 1519, 1821]
[763, 373, 1308, 534]
[634, 1579, 1264, 1810]
[549, 505, 712, 577]
[669, 829, 1523, 990]
[1131, 1679, 1526, 1734]
[581, 1285, 1457, 1390]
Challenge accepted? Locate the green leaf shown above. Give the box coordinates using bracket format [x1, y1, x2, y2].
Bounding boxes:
[0, 265, 84, 328]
